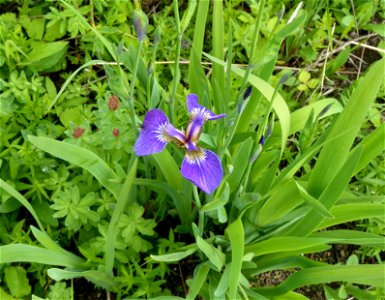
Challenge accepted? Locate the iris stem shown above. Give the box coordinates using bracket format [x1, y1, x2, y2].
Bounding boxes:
[128, 39, 144, 133]
[170, 0, 182, 123]
[193, 186, 204, 236]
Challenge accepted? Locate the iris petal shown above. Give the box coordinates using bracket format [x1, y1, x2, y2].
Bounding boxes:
[186, 94, 226, 121]
[134, 109, 170, 156]
[180, 148, 223, 194]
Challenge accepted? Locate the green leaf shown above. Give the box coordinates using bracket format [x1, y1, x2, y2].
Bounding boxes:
[23, 41, 68, 72]
[152, 150, 183, 191]
[317, 203, 385, 230]
[4, 266, 31, 298]
[180, 0, 197, 34]
[151, 246, 198, 263]
[0, 287, 14, 300]
[47, 268, 118, 290]
[196, 235, 225, 271]
[308, 57, 385, 197]
[0, 179, 44, 231]
[31, 226, 83, 262]
[201, 183, 230, 212]
[19, 15, 45, 40]
[0, 244, 84, 268]
[352, 123, 385, 175]
[310, 230, 385, 248]
[215, 263, 231, 297]
[226, 138, 253, 192]
[186, 263, 211, 300]
[295, 181, 333, 219]
[212, 0, 225, 113]
[253, 265, 385, 297]
[226, 218, 244, 300]
[298, 70, 311, 83]
[28, 135, 121, 198]
[257, 180, 302, 226]
[286, 146, 363, 236]
[105, 159, 137, 277]
[188, 0, 210, 97]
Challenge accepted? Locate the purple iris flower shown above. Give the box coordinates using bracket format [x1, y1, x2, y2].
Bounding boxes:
[134, 94, 226, 194]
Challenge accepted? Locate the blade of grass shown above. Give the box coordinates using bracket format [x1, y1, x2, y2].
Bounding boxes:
[46, 59, 106, 113]
[105, 158, 137, 277]
[285, 146, 363, 236]
[352, 122, 385, 175]
[152, 150, 183, 191]
[234, 0, 265, 112]
[257, 180, 302, 226]
[0, 244, 84, 268]
[245, 233, 384, 257]
[0, 179, 44, 231]
[196, 235, 225, 271]
[186, 263, 211, 300]
[226, 217, 244, 300]
[150, 246, 198, 263]
[226, 138, 253, 192]
[310, 230, 385, 248]
[30, 226, 82, 262]
[212, 0, 225, 113]
[295, 181, 333, 219]
[47, 268, 117, 290]
[187, 0, 209, 97]
[28, 135, 121, 198]
[317, 204, 385, 230]
[253, 265, 385, 297]
[307, 57, 385, 197]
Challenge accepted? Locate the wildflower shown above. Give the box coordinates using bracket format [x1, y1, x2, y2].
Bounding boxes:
[112, 128, 120, 137]
[134, 94, 226, 194]
[108, 95, 119, 110]
[72, 127, 85, 138]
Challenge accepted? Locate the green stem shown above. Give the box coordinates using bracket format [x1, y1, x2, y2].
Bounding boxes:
[128, 39, 143, 133]
[147, 44, 159, 109]
[235, 0, 265, 109]
[193, 186, 204, 236]
[170, 0, 182, 123]
[219, 0, 265, 156]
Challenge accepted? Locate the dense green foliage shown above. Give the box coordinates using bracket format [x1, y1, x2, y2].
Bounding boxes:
[0, 0, 384, 299]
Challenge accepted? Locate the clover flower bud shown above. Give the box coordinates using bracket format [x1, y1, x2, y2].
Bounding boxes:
[72, 127, 85, 138]
[108, 95, 119, 110]
[112, 128, 120, 137]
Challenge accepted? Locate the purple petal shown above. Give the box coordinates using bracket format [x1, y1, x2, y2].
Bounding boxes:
[134, 109, 170, 156]
[163, 124, 187, 147]
[186, 94, 226, 121]
[180, 148, 223, 194]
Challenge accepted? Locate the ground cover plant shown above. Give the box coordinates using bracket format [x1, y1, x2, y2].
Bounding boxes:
[0, 0, 384, 299]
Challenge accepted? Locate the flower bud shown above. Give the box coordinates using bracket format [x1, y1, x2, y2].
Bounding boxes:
[112, 128, 120, 137]
[154, 27, 161, 46]
[72, 127, 85, 138]
[133, 10, 148, 41]
[108, 95, 119, 110]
